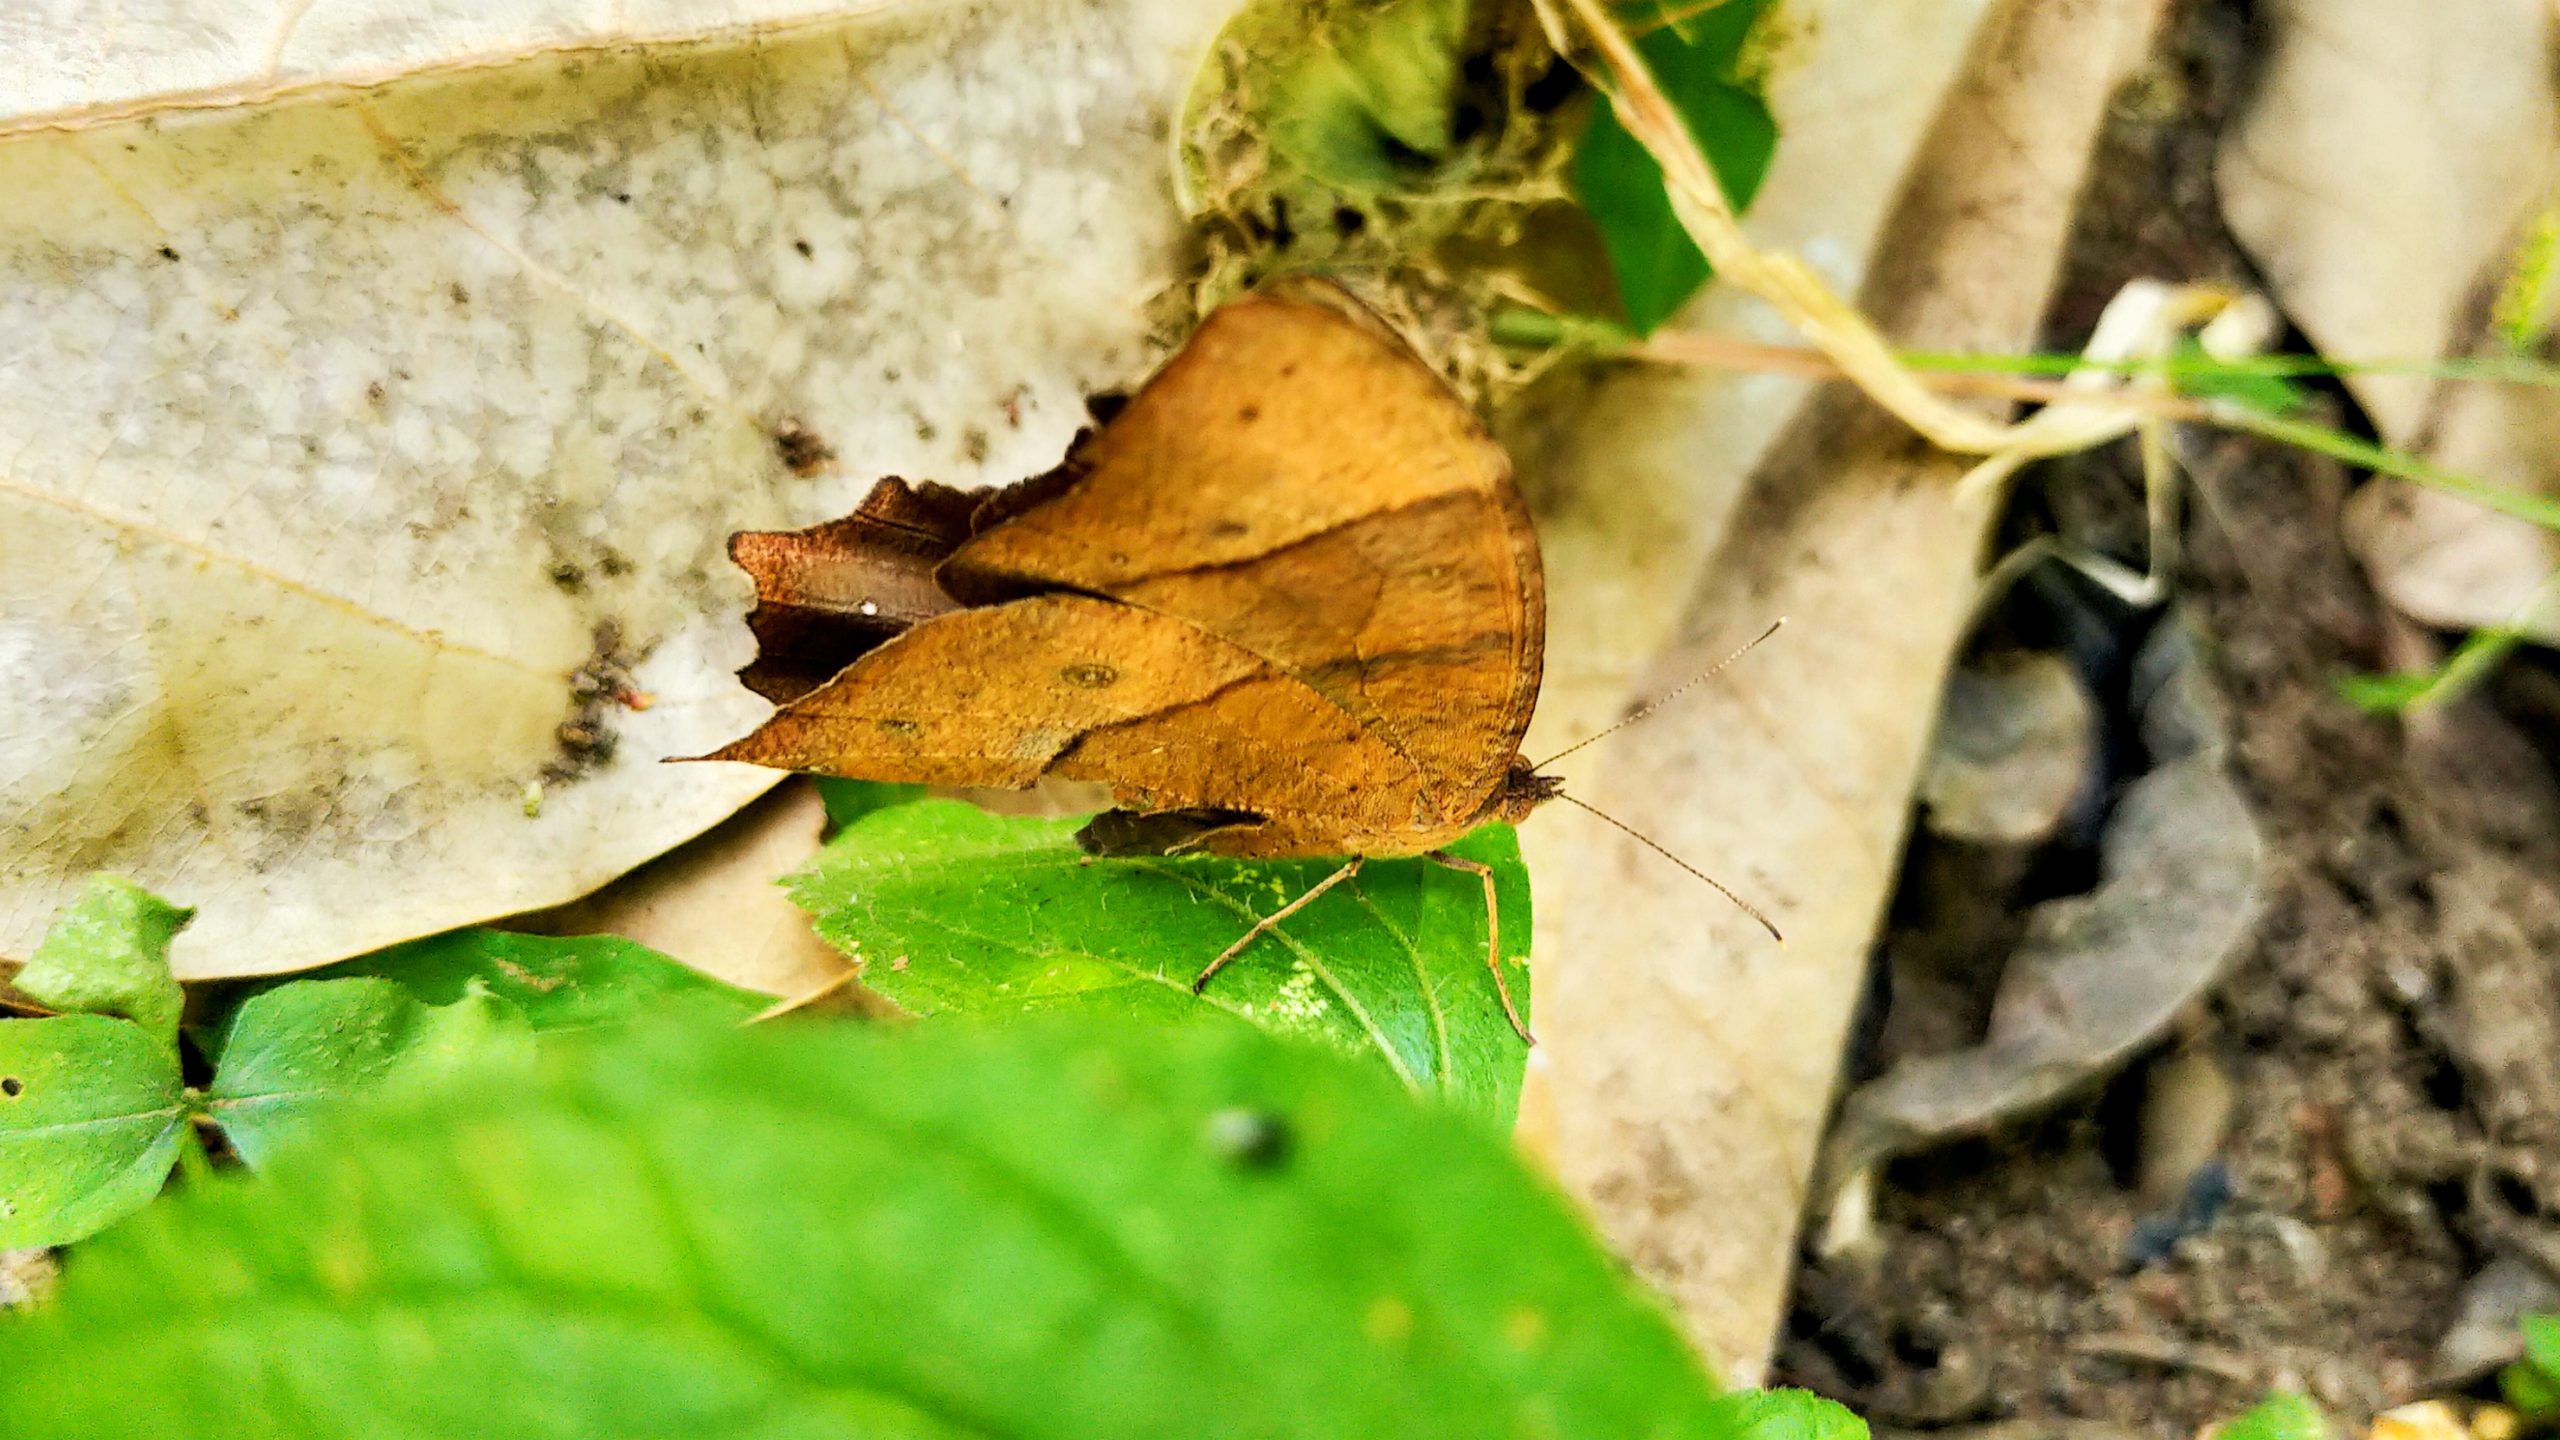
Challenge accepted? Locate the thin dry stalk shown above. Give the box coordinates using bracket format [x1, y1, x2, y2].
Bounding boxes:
[1531, 0, 2158, 473]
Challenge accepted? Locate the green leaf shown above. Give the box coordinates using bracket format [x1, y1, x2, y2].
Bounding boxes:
[2494, 204, 2560, 352]
[205, 978, 533, 1167]
[788, 799, 1531, 1120]
[2215, 1393, 2333, 1440]
[1707, 1390, 1870, 1440]
[2336, 623, 2526, 715]
[2507, 1315, 2560, 1419]
[1264, 0, 1470, 192]
[0, 1015, 189, 1247]
[314, 929, 766, 1034]
[13, 875, 190, 1047]
[1573, 0, 1779, 334]
[0, 1017, 1725, 1438]
[815, 776, 931, 831]
[2165, 338, 2307, 416]
[2522, 1312, 2560, 1374]
[2506, 1358, 2560, 1421]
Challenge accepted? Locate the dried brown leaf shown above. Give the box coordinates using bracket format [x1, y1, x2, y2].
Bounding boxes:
[1518, 0, 2167, 1375]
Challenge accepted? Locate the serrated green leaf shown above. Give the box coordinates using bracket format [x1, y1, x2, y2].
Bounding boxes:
[788, 799, 1530, 1120]
[0, 1017, 1726, 1438]
[0, 1015, 189, 1247]
[2215, 1392, 2332, 1440]
[1573, 0, 1778, 334]
[1706, 1389, 1870, 1440]
[314, 929, 765, 1034]
[205, 978, 533, 1167]
[13, 875, 190, 1047]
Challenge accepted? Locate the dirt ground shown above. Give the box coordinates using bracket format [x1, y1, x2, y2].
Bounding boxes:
[1772, 4, 2560, 1434]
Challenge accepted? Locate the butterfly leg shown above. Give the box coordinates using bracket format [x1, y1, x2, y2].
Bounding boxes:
[1426, 850, 1531, 1045]
[1194, 857, 1364, 996]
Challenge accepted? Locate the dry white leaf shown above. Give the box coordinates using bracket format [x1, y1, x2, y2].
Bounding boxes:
[1518, 0, 2166, 1376]
[2218, 0, 2560, 637]
[0, 1, 920, 135]
[1, 0, 1237, 978]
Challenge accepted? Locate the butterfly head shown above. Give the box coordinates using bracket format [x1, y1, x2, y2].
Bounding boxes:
[1490, 760, 1567, 825]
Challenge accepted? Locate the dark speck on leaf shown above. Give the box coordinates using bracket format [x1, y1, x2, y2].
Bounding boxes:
[546, 621, 637, 783]
[1, 1077, 23, 1098]
[155, 245, 180, 262]
[549, 562, 587, 594]
[1208, 1108, 1293, 1172]
[772, 420, 834, 476]
[1238, 404, 1260, 423]
[793, 239, 814, 258]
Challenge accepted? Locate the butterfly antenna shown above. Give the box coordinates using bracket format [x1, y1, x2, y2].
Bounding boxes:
[1557, 791, 1784, 945]
[1532, 617, 1786, 770]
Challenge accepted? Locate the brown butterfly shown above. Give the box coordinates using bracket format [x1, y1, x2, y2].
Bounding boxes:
[706, 278, 1763, 1039]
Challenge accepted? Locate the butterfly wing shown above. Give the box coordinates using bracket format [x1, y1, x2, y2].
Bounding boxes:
[709, 282, 1544, 854]
[939, 283, 1545, 827]
[705, 592, 1439, 850]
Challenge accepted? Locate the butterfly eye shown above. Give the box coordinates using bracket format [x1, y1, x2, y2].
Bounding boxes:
[1060, 663, 1118, 690]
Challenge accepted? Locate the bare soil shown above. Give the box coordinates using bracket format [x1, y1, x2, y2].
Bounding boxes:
[1773, 4, 2560, 1434]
